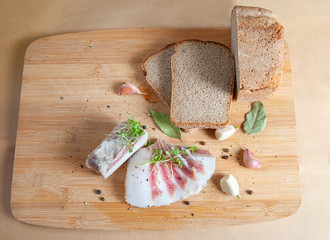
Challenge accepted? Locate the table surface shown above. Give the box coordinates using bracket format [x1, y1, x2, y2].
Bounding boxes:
[0, 0, 329, 239]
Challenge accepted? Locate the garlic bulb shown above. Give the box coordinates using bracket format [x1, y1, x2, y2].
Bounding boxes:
[241, 144, 261, 169]
[119, 83, 145, 95]
[220, 174, 240, 199]
[215, 125, 236, 141]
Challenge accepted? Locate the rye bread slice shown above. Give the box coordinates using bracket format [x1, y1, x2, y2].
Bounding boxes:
[142, 43, 175, 108]
[142, 44, 197, 133]
[231, 5, 284, 101]
[171, 39, 235, 129]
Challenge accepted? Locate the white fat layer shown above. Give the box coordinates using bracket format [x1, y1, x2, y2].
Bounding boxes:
[86, 122, 148, 179]
[125, 141, 216, 208]
[125, 147, 154, 207]
[102, 133, 148, 179]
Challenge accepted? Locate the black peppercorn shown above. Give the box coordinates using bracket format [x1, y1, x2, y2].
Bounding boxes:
[247, 190, 253, 195]
[100, 197, 105, 201]
[142, 125, 147, 129]
[184, 201, 190, 205]
[222, 155, 229, 159]
[96, 189, 102, 194]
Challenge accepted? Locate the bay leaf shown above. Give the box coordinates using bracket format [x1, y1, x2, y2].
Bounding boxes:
[149, 109, 181, 140]
[243, 101, 267, 135]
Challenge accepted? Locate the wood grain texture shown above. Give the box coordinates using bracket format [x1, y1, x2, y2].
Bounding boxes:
[11, 28, 300, 230]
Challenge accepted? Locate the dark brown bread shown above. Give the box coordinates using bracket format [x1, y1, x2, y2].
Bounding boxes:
[231, 5, 284, 101]
[171, 39, 235, 129]
[142, 43, 175, 108]
[142, 44, 198, 133]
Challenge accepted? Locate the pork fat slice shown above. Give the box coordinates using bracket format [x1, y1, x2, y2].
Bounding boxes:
[125, 139, 215, 208]
[86, 120, 148, 179]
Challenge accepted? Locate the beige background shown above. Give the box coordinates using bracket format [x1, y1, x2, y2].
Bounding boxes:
[1, 0, 329, 239]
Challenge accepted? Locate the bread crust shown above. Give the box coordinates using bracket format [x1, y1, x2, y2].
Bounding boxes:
[233, 5, 277, 20]
[170, 39, 235, 129]
[232, 6, 284, 101]
[141, 43, 176, 72]
[236, 88, 276, 102]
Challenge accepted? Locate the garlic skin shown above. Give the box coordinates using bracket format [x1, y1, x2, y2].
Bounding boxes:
[119, 83, 145, 95]
[220, 174, 240, 199]
[242, 147, 261, 169]
[215, 125, 236, 141]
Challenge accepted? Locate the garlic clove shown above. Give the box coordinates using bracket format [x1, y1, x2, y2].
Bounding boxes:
[243, 148, 261, 169]
[215, 125, 236, 141]
[119, 83, 146, 95]
[220, 174, 240, 199]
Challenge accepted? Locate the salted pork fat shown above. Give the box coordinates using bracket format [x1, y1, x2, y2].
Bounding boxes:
[125, 139, 215, 208]
[86, 118, 148, 179]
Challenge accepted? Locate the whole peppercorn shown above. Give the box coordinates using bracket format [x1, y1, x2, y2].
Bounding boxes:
[96, 189, 102, 195]
[247, 190, 253, 195]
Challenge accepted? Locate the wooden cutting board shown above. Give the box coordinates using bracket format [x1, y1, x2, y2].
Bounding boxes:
[11, 28, 301, 230]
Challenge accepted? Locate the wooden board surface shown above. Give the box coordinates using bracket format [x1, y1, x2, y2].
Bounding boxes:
[11, 28, 301, 230]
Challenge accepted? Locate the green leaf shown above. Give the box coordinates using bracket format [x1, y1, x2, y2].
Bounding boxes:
[173, 147, 179, 155]
[243, 101, 267, 135]
[149, 109, 181, 140]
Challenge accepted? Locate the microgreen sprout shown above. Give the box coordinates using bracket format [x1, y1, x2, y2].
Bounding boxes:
[148, 145, 197, 168]
[144, 141, 153, 147]
[115, 116, 145, 153]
